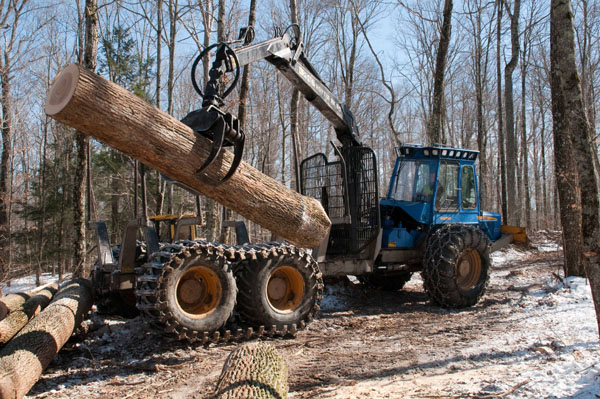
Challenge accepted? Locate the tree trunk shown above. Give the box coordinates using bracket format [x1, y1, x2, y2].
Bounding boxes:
[503, 0, 521, 226]
[219, 0, 257, 243]
[156, 0, 162, 110]
[289, 0, 301, 191]
[0, 279, 92, 399]
[496, 0, 507, 224]
[551, 0, 600, 336]
[0, 284, 57, 345]
[46, 65, 330, 248]
[73, 0, 98, 278]
[0, 59, 12, 282]
[215, 342, 288, 399]
[427, 0, 453, 145]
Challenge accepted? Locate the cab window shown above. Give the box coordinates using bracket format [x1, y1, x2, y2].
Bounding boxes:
[461, 165, 477, 209]
[391, 159, 436, 202]
[435, 161, 459, 212]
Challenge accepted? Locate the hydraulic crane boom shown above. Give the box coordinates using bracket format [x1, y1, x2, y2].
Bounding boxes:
[182, 27, 362, 183]
[234, 34, 360, 148]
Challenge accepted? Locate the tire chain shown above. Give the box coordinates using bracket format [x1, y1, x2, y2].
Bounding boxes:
[422, 224, 490, 307]
[135, 240, 323, 344]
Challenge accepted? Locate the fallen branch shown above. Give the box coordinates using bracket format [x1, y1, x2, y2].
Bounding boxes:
[416, 379, 530, 399]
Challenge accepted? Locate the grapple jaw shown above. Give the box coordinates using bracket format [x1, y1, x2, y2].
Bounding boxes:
[181, 105, 245, 185]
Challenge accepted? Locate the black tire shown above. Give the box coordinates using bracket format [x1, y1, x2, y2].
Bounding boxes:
[234, 243, 322, 330]
[360, 271, 412, 291]
[422, 225, 490, 308]
[136, 242, 237, 340]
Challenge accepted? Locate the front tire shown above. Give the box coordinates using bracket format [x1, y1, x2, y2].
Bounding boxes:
[234, 244, 322, 330]
[422, 225, 490, 307]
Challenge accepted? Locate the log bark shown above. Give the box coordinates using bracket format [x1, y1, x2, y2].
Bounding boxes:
[0, 279, 93, 399]
[215, 342, 288, 399]
[0, 284, 57, 344]
[45, 64, 330, 248]
[0, 283, 57, 321]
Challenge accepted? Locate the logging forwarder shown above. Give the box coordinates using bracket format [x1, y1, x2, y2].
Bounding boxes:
[92, 24, 526, 344]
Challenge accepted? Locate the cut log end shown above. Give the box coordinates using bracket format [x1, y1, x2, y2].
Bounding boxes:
[215, 342, 288, 399]
[45, 64, 80, 116]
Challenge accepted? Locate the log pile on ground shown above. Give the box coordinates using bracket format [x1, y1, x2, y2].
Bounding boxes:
[45, 64, 330, 248]
[0, 284, 58, 344]
[0, 283, 57, 321]
[215, 342, 288, 399]
[0, 279, 93, 399]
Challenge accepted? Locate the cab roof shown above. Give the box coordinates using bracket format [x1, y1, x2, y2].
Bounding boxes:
[396, 144, 479, 162]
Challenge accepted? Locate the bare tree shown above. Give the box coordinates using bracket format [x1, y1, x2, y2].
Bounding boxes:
[289, 0, 301, 191]
[427, 0, 452, 145]
[496, 0, 507, 223]
[72, 0, 98, 278]
[502, 0, 521, 226]
[551, 0, 600, 336]
[0, 0, 33, 281]
[220, 0, 257, 243]
[464, 0, 495, 207]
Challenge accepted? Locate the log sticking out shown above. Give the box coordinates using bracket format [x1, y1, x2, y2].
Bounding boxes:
[45, 64, 330, 248]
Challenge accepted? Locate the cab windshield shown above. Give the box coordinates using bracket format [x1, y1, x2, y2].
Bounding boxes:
[390, 159, 437, 203]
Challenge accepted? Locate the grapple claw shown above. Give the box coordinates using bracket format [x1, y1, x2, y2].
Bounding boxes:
[181, 105, 245, 185]
[196, 122, 226, 176]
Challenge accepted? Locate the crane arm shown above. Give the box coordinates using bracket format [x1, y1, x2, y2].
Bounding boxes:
[182, 29, 361, 185]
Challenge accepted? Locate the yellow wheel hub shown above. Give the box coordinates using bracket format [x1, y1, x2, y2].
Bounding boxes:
[456, 248, 482, 291]
[176, 266, 221, 319]
[266, 266, 305, 313]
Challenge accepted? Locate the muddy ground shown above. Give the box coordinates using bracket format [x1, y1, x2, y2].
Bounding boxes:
[26, 240, 599, 399]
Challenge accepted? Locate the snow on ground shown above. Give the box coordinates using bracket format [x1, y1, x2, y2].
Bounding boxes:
[326, 246, 600, 399]
[0, 272, 67, 295]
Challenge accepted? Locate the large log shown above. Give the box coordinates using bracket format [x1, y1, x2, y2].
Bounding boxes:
[215, 342, 288, 399]
[0, 279, 93, 399]
[0, 283, 58, 321]
[45, 64, 330, 248]
[0, 284, 58, 345]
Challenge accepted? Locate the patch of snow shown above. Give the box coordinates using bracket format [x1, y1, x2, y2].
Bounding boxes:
[489, 274, 600, 398]
[320, 282, 353, 312]
[491, 246, 527, 264]
[0, 272, 69, 295]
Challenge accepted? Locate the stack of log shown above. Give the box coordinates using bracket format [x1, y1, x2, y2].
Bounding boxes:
[0, 279, 93, 399]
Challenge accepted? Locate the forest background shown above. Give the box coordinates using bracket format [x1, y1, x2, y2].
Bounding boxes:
[0, 0, 598, 283]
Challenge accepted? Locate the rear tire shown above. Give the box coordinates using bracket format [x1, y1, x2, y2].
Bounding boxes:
[422, 225, 490, 307]
[234, 244, 322, 330]
[162, 251, 237, 333]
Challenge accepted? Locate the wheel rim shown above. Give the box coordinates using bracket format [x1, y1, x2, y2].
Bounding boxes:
[456, 248, 482, 291]
[266, 266, 305, 313]
[175, 265, 222, 319]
